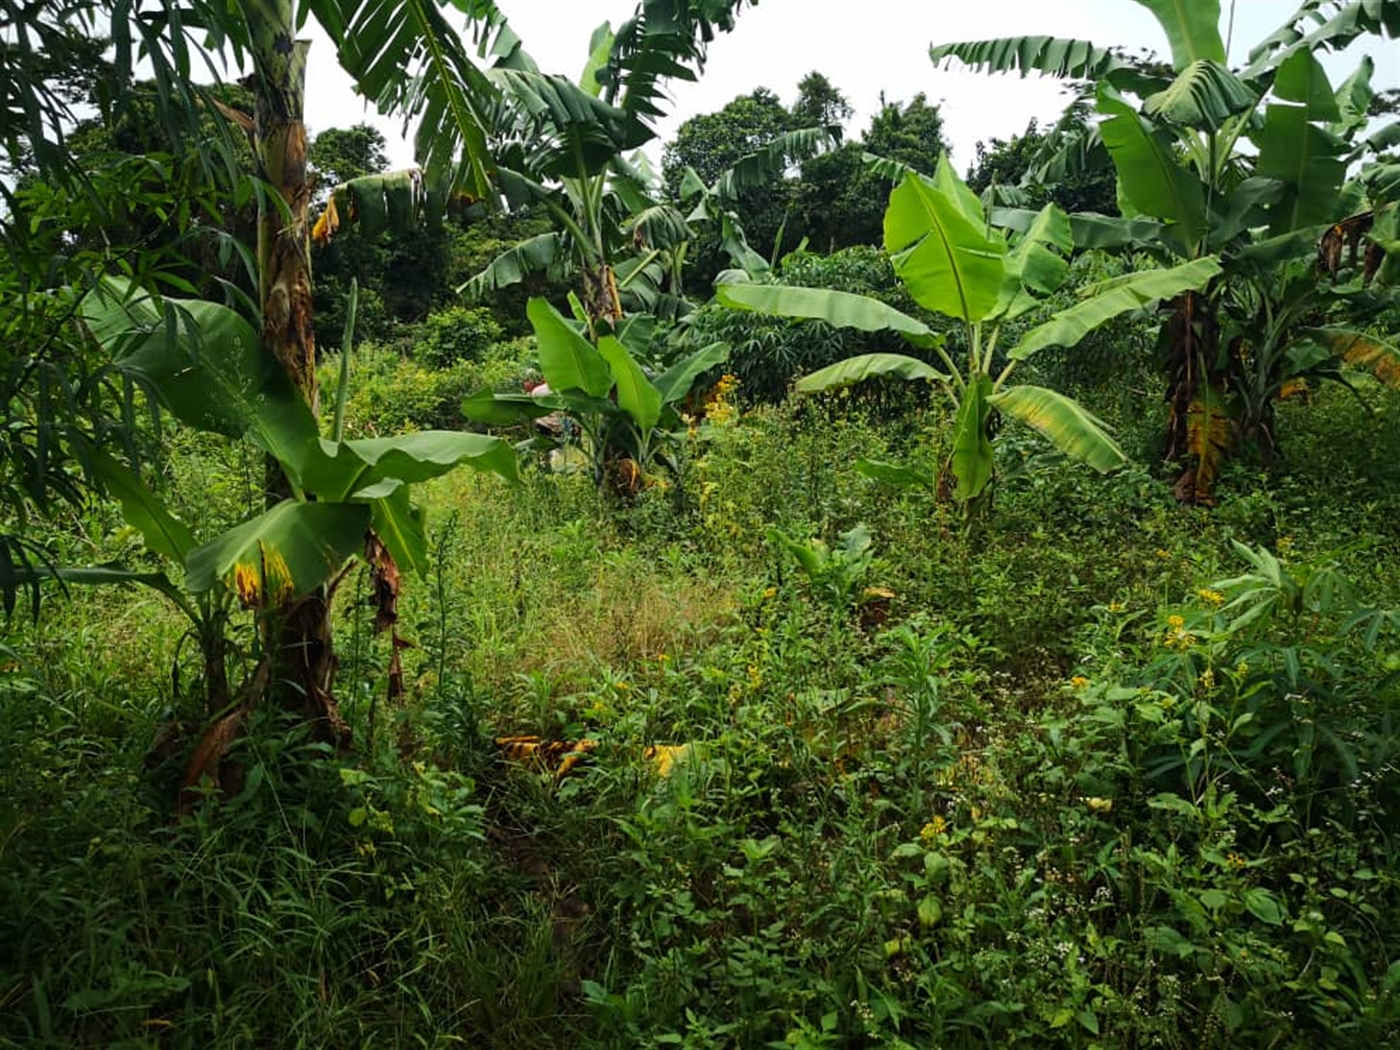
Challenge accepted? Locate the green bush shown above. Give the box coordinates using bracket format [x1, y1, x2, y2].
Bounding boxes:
[417, 305, 505, 369]
[321, 338, 533, 436]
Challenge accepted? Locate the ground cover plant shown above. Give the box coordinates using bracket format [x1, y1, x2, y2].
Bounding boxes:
[3, 1, 1400, 1047]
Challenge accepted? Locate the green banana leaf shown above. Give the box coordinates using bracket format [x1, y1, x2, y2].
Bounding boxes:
[1001, 203, 1073, 305]
[1136, 0, 1225, 69]
[1144, 60, 1255, 130]
[1272, 49, 1342, 121]
[458, 232, 566, 300]
[884, 169, 1006, 324]
[654, 342, 730, 405]
[1256, 103, 1348, 235]
[1096, 86, 1207, 246]
[989, 384, 1127, 472]
[855, 459, 935, 490]
[598, 336, 662, 435]
[185, 501, 371, 601]
[85, 448, 194, 561]
[951, 375, 995, 501]
[79, 278, 317, 482]
[528, 297, 613, 398]
[929, 36, 1125, 82]
[370, 485, 428, 578]
[717, 283, 940, 345]
[300, 431, 520, 504]
[795, 354, 948, 395]
[1013, 255, 1223, 359]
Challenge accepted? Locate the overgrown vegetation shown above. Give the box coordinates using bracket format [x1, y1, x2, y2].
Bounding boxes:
[3, 0, 1400, 1047]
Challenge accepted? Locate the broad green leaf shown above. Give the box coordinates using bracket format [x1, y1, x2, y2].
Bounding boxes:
[717, 283, 939, 345]
[1144, 61, 1256, 130]
[1256, 104, 1348, 233]
[527, 297, 612, 398]
[461, 390, 560, 427]
[597, 336, 662, 435]
[885, 171, 1006, 323]
[1206, 176, 1286, 250]
[711, 127, 837, 204]
[185, 501, 370, 600]
[1097, 87, 1206, 245]
[1002, 203, 1072, 304]
[1243, 887, 1285, 925]
[457, 232, 565, 300]
[931, 153, 984, 225]
[1014, 256, 1222, 359]
[989, 385, 1127, 472]
[579, 21, 614, 97]
[951, 375, 995, 501]
[994, 207, 1172, 252]
[1135, 0, 1225, 70]
[654, 341, 730, 404]
[370, 485, 428, 578]
[80, 277, 317, 483]
[795, 354, 948, 395]
[86, 449, 194, 561]
[1302, 327, 1400, 386]
[855, 459, 935, 490]
[1333, 56, 1375, 135]
[302, 431, 519, 503]
[1272, 49, 1340, 121]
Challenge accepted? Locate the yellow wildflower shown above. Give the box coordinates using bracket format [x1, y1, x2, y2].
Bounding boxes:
[1083, 796, 1114, 813]
[1197, 588, 1225, 606]
[1070, 675, 1090, 689]
[1167, 615, 1185, 630]
[920, 816, 947, 846]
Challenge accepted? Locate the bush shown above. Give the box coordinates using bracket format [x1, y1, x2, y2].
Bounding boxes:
[321, 337, 534, 436]
[417, 305, 505, 369]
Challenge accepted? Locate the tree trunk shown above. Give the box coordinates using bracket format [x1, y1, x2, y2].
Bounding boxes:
[247, 0, 348, 746]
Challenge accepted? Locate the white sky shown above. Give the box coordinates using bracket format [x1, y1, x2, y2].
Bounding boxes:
[301, 0, 1399, 173]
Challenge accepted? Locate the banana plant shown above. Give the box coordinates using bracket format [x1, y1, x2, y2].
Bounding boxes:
[719, 158, 1221, 516]
[77, 277, 517, 786]
[930, 0, 1400, 501]
[461, 297, 728, 492]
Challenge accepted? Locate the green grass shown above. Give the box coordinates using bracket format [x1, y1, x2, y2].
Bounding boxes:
[3, 378, 1400, 1047]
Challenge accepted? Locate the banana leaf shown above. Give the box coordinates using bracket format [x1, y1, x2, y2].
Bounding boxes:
[989, 384, 1126, 472]
[1013, 256, 1222, 359]
[795, 354, 948, 395]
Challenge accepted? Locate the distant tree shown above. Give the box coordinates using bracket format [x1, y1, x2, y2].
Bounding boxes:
[863, 92, 949, 174]
[308, 123, 389, 204]
[792, 93, 952, 251]
[791, 70, 852, 133]
[663, 87, 793, 191]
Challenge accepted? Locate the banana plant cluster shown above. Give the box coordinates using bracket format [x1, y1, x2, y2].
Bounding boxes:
[78, 278, 517, 620]
[931, 0, 1400, 501]
[719, 157, 1221, 514]
[462, 297, 728, 491]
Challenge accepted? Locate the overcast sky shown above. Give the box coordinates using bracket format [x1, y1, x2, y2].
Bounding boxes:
[300, 0, 1400, 174]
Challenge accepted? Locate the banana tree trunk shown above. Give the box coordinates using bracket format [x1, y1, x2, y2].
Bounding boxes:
[1162, 292, 1231, 505]
[248, 1, 347, 746]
